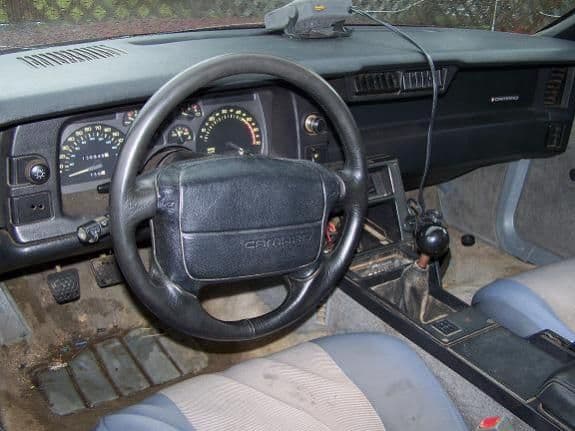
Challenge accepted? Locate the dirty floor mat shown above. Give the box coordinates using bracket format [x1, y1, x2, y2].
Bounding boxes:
[443, 227, 534, 303]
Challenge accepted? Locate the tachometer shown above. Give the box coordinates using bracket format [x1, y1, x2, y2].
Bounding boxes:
[59, 124, 125, 188]
[197, 106, 262, 155]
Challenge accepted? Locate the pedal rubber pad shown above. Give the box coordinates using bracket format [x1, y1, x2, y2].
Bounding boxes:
[47, 269, 80, 304]
[90, 255, 124, 288]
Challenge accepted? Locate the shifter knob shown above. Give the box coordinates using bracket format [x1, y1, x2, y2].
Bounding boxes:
[415, 223, 450, 259]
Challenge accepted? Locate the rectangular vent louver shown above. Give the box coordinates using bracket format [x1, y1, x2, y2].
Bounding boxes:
[17, 45, 126, 69]
[402, 68, 446, 92]
[353, 72, 401, 95]
[545, 122, 566, 150]
[544, 67, 568, 106]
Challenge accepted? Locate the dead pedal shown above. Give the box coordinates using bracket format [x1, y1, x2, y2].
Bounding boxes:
[90, 255, 124, 288]
[47, 269, 80, 304]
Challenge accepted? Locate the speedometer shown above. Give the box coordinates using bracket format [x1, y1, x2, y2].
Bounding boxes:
[197, 106, 262, 155]
[59, 124, 125, 189]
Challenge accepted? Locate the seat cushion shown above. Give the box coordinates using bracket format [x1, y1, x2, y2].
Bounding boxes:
[94, 333, 466, 431]
[472, 258, 575, 342]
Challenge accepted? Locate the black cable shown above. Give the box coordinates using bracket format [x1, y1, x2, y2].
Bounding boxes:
[350, 6, 438, 213]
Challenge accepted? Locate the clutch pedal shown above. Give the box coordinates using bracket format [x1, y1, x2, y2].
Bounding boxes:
[47, 268, 80, 304]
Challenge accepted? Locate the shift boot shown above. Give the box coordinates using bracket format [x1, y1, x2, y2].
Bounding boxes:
[397, 262, 431, 323]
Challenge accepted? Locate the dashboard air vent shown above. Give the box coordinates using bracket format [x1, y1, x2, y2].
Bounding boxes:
[543, 67, 568, 106]
[402, 68, 447, 92]
[353, 72, 401, 95]
[17, 45, 126, 69]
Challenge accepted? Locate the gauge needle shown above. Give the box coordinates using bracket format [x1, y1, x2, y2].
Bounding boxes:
[68, 163, 104, 178]
[225, 142, 251, 155]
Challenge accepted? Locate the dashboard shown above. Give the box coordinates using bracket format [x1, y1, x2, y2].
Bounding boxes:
[2, 26, 575, 275]
[3, 86, 341, 241]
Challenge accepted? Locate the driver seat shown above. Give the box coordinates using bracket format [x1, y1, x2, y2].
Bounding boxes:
[94, 333, 467, 430]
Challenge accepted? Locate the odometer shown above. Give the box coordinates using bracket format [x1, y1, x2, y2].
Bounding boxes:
[59, 124, 125, 189]
[197, 106, 262, 155]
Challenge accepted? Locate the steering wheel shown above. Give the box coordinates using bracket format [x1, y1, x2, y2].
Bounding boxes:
[110, 54, 367, 341]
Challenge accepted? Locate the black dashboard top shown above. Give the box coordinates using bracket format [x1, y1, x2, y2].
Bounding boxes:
[2, 26, 575, 127]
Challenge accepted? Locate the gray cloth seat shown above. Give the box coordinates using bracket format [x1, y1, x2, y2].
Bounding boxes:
[472, 258, 575, 343]
[94, 333, 467, 431]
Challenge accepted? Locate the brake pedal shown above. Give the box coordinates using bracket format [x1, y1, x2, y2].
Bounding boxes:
[47, 269, 80, 304]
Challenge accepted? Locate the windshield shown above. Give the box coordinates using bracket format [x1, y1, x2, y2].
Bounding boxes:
[1, 0, 574, 52]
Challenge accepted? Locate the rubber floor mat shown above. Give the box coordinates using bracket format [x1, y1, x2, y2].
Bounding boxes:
[35, 328, 208, 415]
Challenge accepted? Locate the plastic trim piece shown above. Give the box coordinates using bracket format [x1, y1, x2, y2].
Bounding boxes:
[0, 283, 30, 345]
[495, 159, 561, 265]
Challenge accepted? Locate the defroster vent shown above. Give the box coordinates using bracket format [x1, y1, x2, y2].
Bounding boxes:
[17, 45, 126, 69]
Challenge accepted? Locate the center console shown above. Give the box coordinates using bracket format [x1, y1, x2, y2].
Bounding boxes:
[345, 157, 414, 279]
[342, 158, 575, 431]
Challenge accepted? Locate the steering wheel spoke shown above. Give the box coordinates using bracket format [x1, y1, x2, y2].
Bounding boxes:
[282, 256, 333, 313]
[123, 173, 157, 229]
[286, 253, 325, 281]
[334, 167, 364, 206]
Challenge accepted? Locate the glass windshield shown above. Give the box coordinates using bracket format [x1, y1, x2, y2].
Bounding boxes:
[354, 0, 575, 32]
[1, 0, 574, 52]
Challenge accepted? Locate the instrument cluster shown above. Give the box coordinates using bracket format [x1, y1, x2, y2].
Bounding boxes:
[59, 94, 266, 193]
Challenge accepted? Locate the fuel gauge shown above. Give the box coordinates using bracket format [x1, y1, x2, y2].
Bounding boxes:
[167, 125, 194, 146]
[122, 109, 139, 127]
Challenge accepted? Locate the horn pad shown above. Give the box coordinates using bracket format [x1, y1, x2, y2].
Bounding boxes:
[151, 156, 340, 283]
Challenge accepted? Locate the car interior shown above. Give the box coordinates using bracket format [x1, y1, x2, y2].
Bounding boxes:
[1, 1, 575, 430]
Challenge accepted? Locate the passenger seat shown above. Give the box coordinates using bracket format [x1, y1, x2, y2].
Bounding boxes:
[472, 258, 575, 343]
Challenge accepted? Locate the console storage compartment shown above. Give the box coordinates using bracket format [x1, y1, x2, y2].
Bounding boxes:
[537, 362, 575, 428]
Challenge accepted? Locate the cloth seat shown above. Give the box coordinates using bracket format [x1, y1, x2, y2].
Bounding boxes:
[472, 258, 575, 342]
[94, 333, 467, 431]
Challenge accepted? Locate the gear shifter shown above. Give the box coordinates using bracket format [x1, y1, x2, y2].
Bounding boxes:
[415, 212, 450, 269]
[398, 210, 449, 323]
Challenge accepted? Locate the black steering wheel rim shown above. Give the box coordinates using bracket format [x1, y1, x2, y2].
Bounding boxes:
[110, 53, 367, 341]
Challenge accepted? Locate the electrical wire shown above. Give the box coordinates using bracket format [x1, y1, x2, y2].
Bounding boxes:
[350, 6, 438, 213]
[362, 0, 426, 14]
